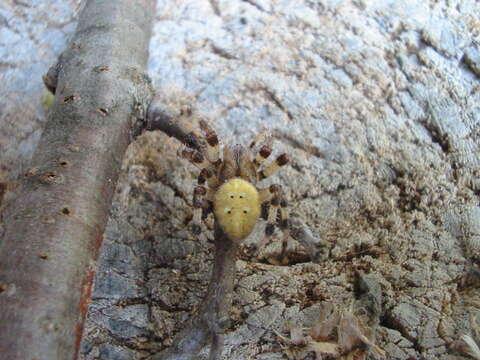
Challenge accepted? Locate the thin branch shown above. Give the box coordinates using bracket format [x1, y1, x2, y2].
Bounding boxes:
[209, 332, 225, 360]
[0, 1, 156, 359]
[143, 96, 205, 151]
[149, 224, 238, 360]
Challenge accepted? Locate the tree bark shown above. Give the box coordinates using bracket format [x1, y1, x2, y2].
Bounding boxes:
[0, 0, 155, 359]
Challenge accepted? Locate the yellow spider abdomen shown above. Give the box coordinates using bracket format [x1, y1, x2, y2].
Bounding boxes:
[213, 178, 261, 241]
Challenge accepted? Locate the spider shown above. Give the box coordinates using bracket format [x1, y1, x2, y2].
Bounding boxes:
[181, 120, 290, 259]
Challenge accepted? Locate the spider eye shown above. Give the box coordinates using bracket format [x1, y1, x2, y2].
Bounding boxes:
[224, 208, 232, 214]
[239, 192, 247, 199]
[243, 207, 250, 214]
[227, 192, 235, 199]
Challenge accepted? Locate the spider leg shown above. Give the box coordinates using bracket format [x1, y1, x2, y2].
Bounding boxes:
[199, 120, 220, 165]
[198, 167, 219, 190]
[181, 148, 210, 170]
[202, 199, 214, 220]
[265, 194, 280, 239]
[181, 149, 219, 188]
[192, 166, 215, 236]
[258, 153, 289, 181]
[191, 184, 215, 235]
[259, 184, 280, 203]
[254, 185, 290, 264]
[251, 135, 273, 170]
[182, 120, 222, 187]
[278, 196, 290, 263]
[192, 186, 207, 235]
[248, 187, 280, 252]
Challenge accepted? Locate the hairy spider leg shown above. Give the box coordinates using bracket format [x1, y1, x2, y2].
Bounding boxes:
[278, 195, 290, 262]
[199, 120, 221, 166]
[258, 153, 289, 180]
[182, 121, 228, 235]
[256, 184, 290, 262]
[251, 135, 273, 169]
[181, 148, 210, 170]
[258, 184, 279, 202]
[192, 186, 206, 235]
[181, 148, 219, 188]
[249, 185, 279, 249]
[200, 170, 216, 224]
[192, 185, 215, 235]
[196, 120, 222, 187]
[265, 192, 280, 237]
[249, 191, 281, 254]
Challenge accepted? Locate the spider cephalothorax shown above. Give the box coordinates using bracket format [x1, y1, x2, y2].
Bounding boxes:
[182, 120, 290, 253]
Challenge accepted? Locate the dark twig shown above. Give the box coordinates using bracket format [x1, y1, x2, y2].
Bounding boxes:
[143, 96, 205, 151]
[0, 1, 156, 359]
[150, 224, 238, 360]
[209, 331, 225, 360]
[209, 333, 224, 360]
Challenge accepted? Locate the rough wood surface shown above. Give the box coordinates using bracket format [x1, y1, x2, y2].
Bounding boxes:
[0, 0, 155, 359]
[1, 0, 480, 359]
